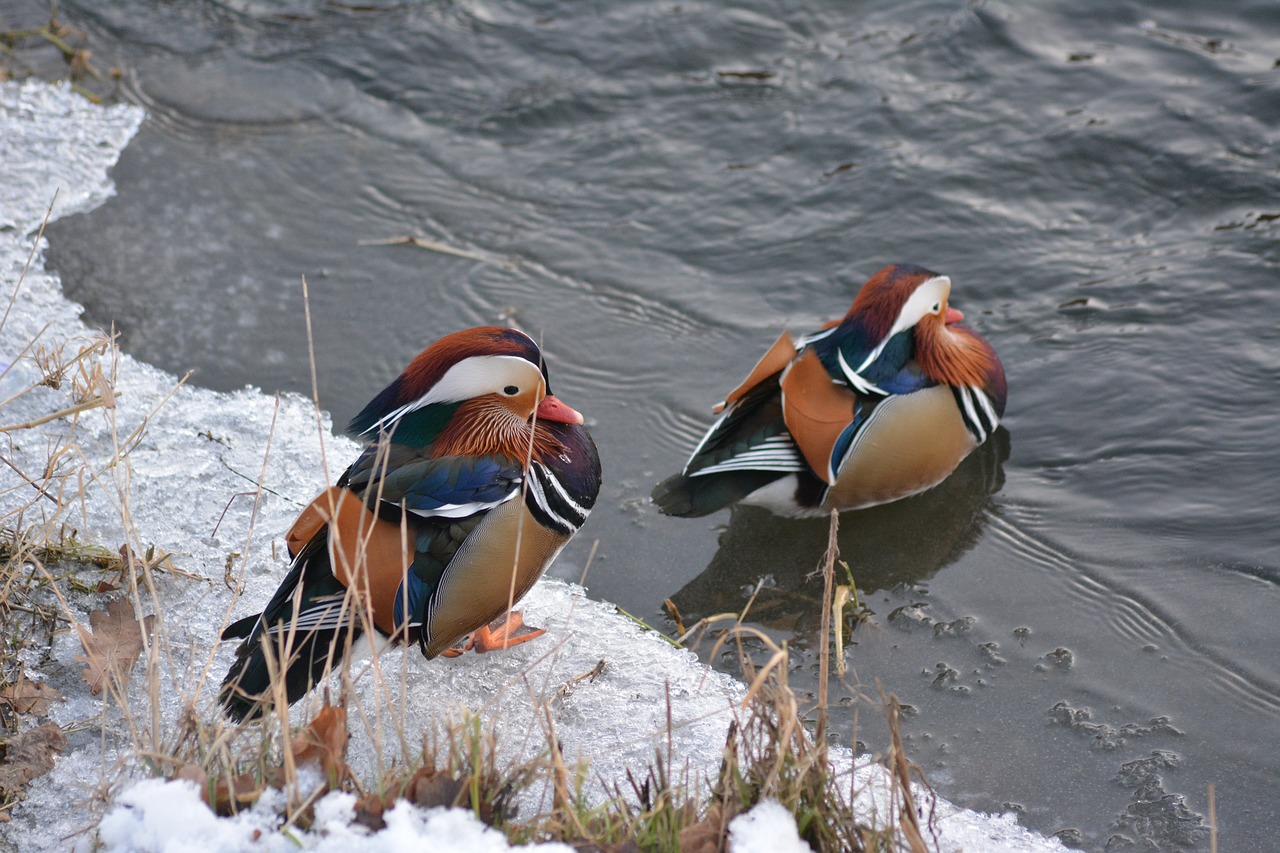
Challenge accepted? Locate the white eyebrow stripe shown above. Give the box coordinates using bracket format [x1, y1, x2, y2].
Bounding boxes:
[364, 355, 542, 434]
[855, 275, 950, 374]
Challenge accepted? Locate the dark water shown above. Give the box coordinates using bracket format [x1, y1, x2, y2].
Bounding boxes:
[23, 0, 1280, 848]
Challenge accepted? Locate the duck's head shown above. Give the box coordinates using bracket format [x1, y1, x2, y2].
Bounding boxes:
[837, 264, 998, 392]
[843, 263, 961, 343]
[349, 326, 582, 445]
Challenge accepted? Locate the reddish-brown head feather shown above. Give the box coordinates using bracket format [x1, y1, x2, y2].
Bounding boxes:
[839, 265, 999, 389]
[842, 265, 938, 339]
[399, 326, 544, 401]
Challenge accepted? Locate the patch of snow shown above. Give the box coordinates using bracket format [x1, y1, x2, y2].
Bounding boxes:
[729, 800, 813, 852]
[0, 80, 1067, 853]
[93, 779, 579, 853]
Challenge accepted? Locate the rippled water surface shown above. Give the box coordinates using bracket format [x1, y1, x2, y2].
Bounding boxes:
[22, 0, 1280, 848]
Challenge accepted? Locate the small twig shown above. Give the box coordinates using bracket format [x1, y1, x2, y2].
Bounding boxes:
[817, 509, 838, 757]
[215, 457, 298, 505]
[3, 602, 69, 622]
[738, 576, 766, 623]
[0, 394, 114, 433]
[300, 276, 331, 486]
[571, 659, 606, 686]
[611, 604, 683, 647]
[576, 538, 600, 586]
[358, 235, 518, 270]
[558, 659, 606, 699]
[0, 321, 53, 409]
[676, 611, 741, 646]
[663, 598, 686, 636]
[210, 493, 258, 540]
[885, 692, 929, 853]
[0, 452, 61, 505]
[0, 190, 57, 340]
[1209, 783, 1217, 853]
[832, 585, 851, 677]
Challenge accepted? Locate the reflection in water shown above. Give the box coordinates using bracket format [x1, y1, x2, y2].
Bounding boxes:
[671, 428, 1009, 637]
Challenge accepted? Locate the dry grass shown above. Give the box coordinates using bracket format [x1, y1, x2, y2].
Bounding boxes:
[3, 412, 932, 850]
[0, 350, 936, 849]
[1, 234, 935, 851]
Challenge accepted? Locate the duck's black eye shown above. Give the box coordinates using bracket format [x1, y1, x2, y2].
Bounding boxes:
[503, 385, 519, 396]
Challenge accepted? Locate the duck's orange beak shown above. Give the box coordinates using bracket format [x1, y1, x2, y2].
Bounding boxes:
[945, 306, 965, 325]
[536, 394, 584, 424]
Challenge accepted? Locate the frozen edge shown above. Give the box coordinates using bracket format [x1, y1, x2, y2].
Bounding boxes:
[0, 80, 1066, 853]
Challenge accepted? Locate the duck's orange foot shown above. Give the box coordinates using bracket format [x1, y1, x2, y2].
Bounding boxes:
[440, 610, 546, 658]
[473, 610, 546, 653]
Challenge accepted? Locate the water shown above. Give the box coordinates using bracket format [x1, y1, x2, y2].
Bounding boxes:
[21, 0, 1280, 848]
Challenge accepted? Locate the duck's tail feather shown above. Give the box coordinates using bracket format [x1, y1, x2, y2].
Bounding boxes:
[218, 536, 363, 722]
[218, 621, 362, 723]
[652, 468, 788, 517]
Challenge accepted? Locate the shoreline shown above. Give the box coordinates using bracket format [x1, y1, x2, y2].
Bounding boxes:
[0, 80, 1065, 853]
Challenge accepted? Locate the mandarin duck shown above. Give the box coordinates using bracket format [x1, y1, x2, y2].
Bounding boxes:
[652, 264, 1005, 517]
[219, 327, 600, 721]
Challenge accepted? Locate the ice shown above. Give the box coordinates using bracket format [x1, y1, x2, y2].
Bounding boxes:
[0, 82, 144, 234]
[0, 80, 1066, 852]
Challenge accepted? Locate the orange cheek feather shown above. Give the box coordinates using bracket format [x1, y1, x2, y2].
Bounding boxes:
[916, 320, 994, 389]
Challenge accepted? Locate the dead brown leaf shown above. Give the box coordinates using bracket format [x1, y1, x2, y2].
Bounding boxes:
[354, 788, 396, 831]
[289, 703, 349, 786]
[353, 764, 473, 831]
[211, 772, 261, 816]
[210, 704, 351, 816]
[0, 722, 66, 796]
[117, 543, 139, 571]
[75, 597, 156, 696]
[676, 803, 725, 853]
[0, 678, 62, 716]
[408, 766, 469, 811]
[172, 764, 210, 806]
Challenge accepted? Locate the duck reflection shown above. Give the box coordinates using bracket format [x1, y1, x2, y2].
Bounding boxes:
[668, 428, 1009, 638]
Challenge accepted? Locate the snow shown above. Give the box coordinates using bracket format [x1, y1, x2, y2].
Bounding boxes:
[0, 80, 1067, 853]
[95, 783, 814, 853]
[95, 780, 580, 853]
[728, 800, 814, 852]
